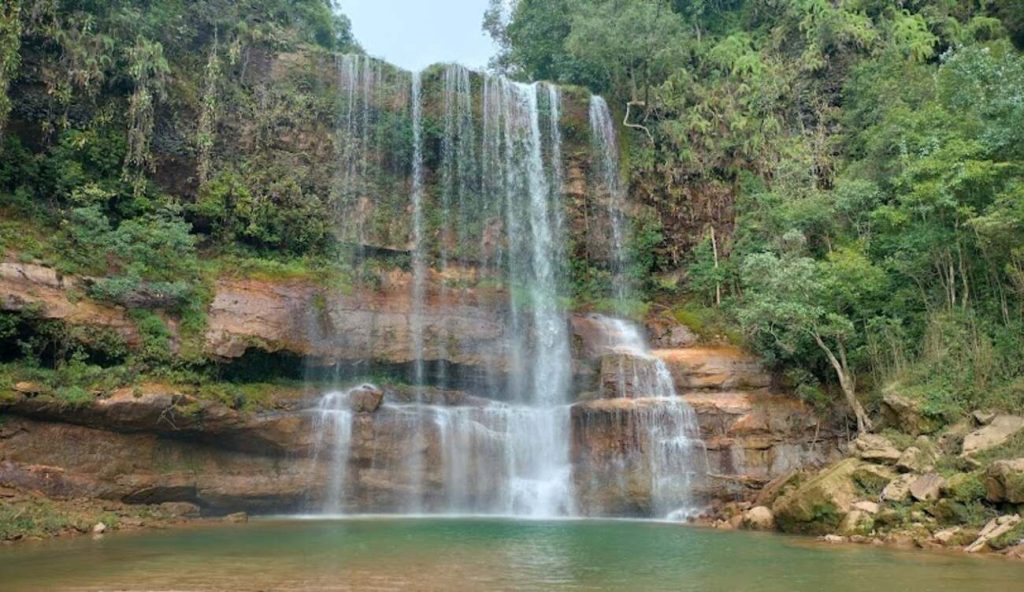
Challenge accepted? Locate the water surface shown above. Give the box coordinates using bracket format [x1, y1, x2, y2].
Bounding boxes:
[1, 518, 1020, 591]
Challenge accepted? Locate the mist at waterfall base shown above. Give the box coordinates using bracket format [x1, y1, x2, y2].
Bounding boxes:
[307, 56, 707, 520]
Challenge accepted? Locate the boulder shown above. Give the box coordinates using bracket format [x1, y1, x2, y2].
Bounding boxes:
[881, 391, 942, 435]
[852, 500, 880, 514]
[13, 381, 47, 396]
[973, 410, 997, 426]
[838, 510, 874, 536]
[92, 522, 107, 534]
[881, 474, 917, 503]
[896, 446, 934, 473]
[850, 434, 902, 464]
[929, 499, 972, 524]
[985, 459, 1024, 504]
[909, 473, 946, 502]
[347, 384, 384, 413]
[966, 514, 1022, 553]
[961, 415, 1024, 457]
[224, 512, 249, 523]
[938, 420, 974, 455]
[741, 506, 776, 531]
[772, 459, 891, 534]
[933, 526, 962, 545]
[754, 470, 801, 507]
[159, 501, 201, 518]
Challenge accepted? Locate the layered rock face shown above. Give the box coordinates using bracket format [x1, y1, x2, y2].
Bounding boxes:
[207, 271, 508, 375]
[0, 392, 320, 513]
[0, 262, 139, 344]
[0, 265, 840, 516]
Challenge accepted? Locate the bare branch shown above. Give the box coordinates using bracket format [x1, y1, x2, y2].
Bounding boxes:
[624, 100, 653, 142]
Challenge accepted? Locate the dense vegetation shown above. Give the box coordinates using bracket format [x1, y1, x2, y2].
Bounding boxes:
[0, 0, 360, 400]
[486, 0, 1024, 432]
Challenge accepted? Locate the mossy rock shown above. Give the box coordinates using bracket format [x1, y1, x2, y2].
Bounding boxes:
[852, 465, 894, 496]
[988, 521, 1024, 551]
[873, 506, 909, 529]
[881, 390, 945, 436]
[838, 509, 875, 536]
[927, 499, 972, 525]
[944, 471, 987, 503]
[985, 459, 1024, 503]
[772, 459, 893, 535]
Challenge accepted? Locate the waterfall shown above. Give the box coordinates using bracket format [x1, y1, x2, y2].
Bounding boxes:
[404, 70, 428, 513]
[437, 64, 478, 390]
[586, 97, 708, 519]
[489, 78, 573, 516]
[313, 61, 700, 520]
[336, 55, 389, 248]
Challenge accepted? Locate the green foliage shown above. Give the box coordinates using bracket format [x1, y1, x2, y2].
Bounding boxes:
[626, 208, 665, 292]
[0, 499, 70, 541]
[565, 0, 685, 100]
[56, 206, 198, 308]
[130, 309, 172, 367]
[946, 472, 987, 504]
[55, 384, 94, 406]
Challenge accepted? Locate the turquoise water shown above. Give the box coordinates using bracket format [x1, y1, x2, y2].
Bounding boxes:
[1, 518, 1021, 591]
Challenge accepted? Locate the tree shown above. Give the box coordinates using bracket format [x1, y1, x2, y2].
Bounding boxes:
[737, 249, 886, 434]
[566, 0, 686, 103]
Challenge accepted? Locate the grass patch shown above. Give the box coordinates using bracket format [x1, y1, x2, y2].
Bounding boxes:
[0, 498, 82, 540]
[0, 207, 62, 264]
[670, 301, 744, 344]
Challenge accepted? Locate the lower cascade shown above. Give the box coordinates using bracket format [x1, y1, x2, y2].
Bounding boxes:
[314, 393, 574, 517]
[573, 315, 709, 519]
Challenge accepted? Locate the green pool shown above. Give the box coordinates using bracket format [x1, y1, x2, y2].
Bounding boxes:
[1, 518, 1020, 591]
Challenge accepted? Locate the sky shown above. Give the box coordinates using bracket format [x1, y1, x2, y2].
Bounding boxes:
[337, 0, 499, 71]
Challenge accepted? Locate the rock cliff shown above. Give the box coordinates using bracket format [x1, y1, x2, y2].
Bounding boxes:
[0, 261, 841, 516]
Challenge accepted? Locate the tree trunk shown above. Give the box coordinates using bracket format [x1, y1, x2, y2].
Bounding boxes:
[813, 332, 873, 435]
[710, 225, 721, 307]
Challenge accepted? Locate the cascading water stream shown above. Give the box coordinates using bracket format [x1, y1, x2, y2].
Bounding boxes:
[583, 315, 709, 518]
[587, 96, 709, 519]
[588, 96, 628, 302]
[310, 386, 359, 515]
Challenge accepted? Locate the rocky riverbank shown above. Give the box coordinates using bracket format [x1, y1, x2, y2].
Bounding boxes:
[699, 401, 1024, 559]
[0, 484, 212, 544]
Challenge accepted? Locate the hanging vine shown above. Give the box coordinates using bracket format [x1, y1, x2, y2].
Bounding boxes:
[196, 33, 223, 187]
[122, 36, 169, 197]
